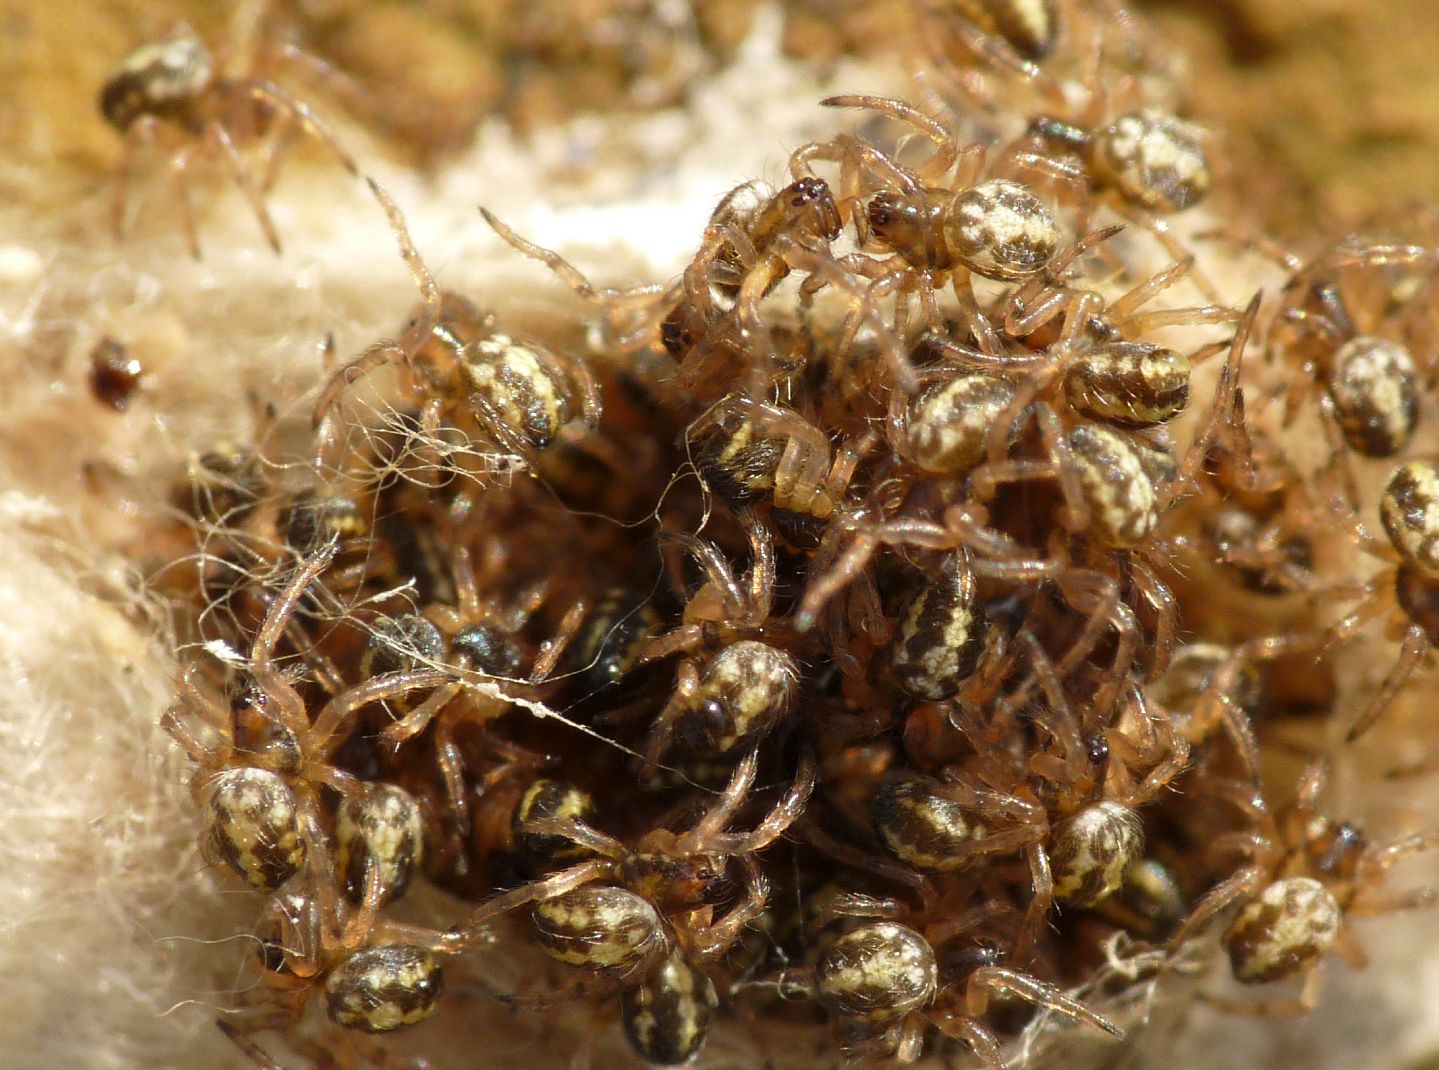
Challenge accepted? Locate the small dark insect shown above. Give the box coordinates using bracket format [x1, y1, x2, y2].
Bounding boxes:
[88, 337, 144, 410]
[100, 21, 357, 257]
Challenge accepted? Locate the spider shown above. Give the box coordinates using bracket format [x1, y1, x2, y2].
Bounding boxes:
[484, 176, 849, 399]
[664, 177, 843, 385]
[1247, 237, 1434, 458]
[439, 747, 811, 942]
[370, 543, 586, 836]
[683, 390, 877, 530]
[1013, 108, 1210, 215]
[868, 702, 1176, 963]
[170, 397, 382, 643]
[801, 95, 1065, 354]
[419, 747, 815, 1050]
[312, 182, 601, 471]
[637, 511, 798, 773]
[792, 497, 1158, 736]
[555, 586, 665, 703]
[161, 542, 451, 893]
[952, 238, 1248, 520]
[100, 19, 357, 258]
[1165, 440, 1320, 601]
[217, 818, 447, 1070]
[839, 246, 1246, 600]
[657, 181, 919, 401]
[1321, 458, 1439, 749]
[776, 893, 1122, 1066]
[1167, 759, 1434, 1016]
[995, 101, 1217, 297]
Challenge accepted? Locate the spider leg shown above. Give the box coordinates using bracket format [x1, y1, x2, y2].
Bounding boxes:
[1345, 624, 1430, 742]
[1168, 863, 1268, 953]
[928, 1012, 1005, 1070]
[966, 966, 1122, 1037]
[378, 681, 463, 752]
[216, 1019, 289, 1070]
[690, 855, 771, 960]
[309, 668, 453, 757]
[235, 77, 358, 176]
[447, 858, 614, 952]
[706, 752, 819, 855]
[170, 142, 202, 260]
[1013, 841, 1054, 965]
[205, 119, 281, 254]
[1199, 964, 1326, 1018]
[111, 114, 164, 240]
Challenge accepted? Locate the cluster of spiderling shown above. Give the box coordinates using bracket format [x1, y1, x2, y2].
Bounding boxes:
[111, 1, 1439, 1068]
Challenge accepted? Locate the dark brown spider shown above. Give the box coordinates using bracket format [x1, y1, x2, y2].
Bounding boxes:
[101, 19, 357, 257]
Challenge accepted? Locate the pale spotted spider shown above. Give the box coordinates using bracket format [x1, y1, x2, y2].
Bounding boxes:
[312, 182, 601, 470]
[869, 696, 1179, 964]
[800, 95, 1065, 355]
[424, 749, 815, 1018]
[368, 543, 586, 834]
[1227, 236, 1435, 458]
[162, 543, 450, 893]
[637, 511, 797, 773]
[437, 747, 817, 949]
[798, 265, 1251, 643]
[772, 893, 1122, 1066]
[1167, 759, 1433, 1015]
[683, 390, 877, 532]
[966, 285, 1256, 555]
[218, 815, 447, 1070]
[100, 18, 357, 258]
[1323, 458, 1439, 750]
[985, 65, 1221, 296]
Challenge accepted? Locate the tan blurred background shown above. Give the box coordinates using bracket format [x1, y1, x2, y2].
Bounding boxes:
[6, 1, 1438, 231]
